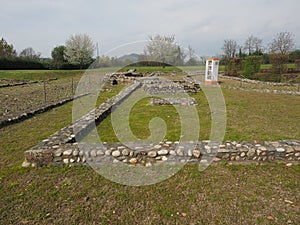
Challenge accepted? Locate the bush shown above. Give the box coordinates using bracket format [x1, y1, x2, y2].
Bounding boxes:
[49, 61, 81, 70]
[253, 73, 277, 82]
[0, 57, 47, 69]
[269, 54, 288, 82]
[242, 56, 262, 79]
[225, 58, 242, 77]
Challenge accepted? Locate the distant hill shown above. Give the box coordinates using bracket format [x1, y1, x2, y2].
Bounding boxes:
[118, 53, 141, 63]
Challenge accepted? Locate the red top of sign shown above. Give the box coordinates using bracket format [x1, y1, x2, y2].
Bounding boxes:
[206, 58, 219, 61]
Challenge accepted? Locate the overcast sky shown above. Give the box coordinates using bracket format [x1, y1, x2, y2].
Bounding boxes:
[1, 0, 299, 58]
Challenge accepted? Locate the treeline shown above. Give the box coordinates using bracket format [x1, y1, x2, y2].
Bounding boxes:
[0, 34, 203, 70]
[220, 32, 300, 82]
[1, 32, 300, 71]
[0, 57, 84, 70]
[0, 36, 93, 70]
[0, 58, 46, 70]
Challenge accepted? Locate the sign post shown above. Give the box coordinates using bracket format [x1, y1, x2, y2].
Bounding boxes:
[205, 58, 219, 85]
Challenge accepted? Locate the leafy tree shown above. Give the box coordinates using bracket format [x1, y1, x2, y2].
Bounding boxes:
[289, 49, 300, 61]
[51, 45, 67, 69]
[64, 34, 95, 69]
[261, 54, 270, 64]
[270, 53, 288, 82]
[185, 58, 198, 66]
[144, 35, 185, 66]
[0, 38, 17, 58]
[270, 32, 294, 55]
[238, 46, 247, 59]
[243, 56, 262, 79]
[19, 47, 41, 59]
[295, 59, 300, 70]
[98, 55, 111, 67]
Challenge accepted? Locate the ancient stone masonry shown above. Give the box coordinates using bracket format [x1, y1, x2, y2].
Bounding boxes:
[0, 93, 89, 128]
[0, 79, 38, 88]
[223, 86, 300, 96]
[221, 75, 297, 86]
[105, 70, 201, 93]
[24, 139, 300, 167]
[24, 82, 142, 166]
[104, 70, 143, 85]
[0, 78, 57, 88]
[141, 77, 201, 95]
[23, 74, 300, 167]
[220, 75, 300, 95]
[150, 98, 197, 106]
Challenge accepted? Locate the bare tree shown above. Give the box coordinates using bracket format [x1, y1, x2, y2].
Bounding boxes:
[185, 45, 198, 66]
[244, 35, 263, 55]
[270, 32, 294, 55]
[222, 39, 238, 59]
[187, 45, 195, 60]
[19, 47, 41, 59]
[64, 34, 95, 69]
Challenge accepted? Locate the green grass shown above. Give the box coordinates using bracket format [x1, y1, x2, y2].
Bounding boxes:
[0, 64, 296, 82]
[0, 72, 300, 224]
[96, 88, 300, 142]
[261, 63, 296, 69]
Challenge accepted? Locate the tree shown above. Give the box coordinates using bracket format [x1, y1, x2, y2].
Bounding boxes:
[185, 45, 198, 66]
[222, 39, 238, 59]
[270, 53, 288, 82]
[243, 56, 262, 79]
[289, 49, 300, 62]
[64, 34, 95, 69]
[244, 35, 263, 55]
[19, 47, 41, 60]
[238, 46, 247, 59]
[144, 35, 185, 66]
[187, 45, 195, 60]
[51, 45, 66, 69]
[0, 38, 17, 58]
[270, 32, 294, 55]
[269, 32, 294, 82]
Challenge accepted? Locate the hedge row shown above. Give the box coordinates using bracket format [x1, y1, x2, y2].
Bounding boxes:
[0, 58, 87, 70]
[0, 58, 47, 69]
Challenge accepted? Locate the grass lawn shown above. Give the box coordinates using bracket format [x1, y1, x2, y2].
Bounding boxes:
[97, 88, 300, 142]
[0, 73, 300, 224]
[261, 64, 296, 69]
[0, 64, 296, 81]
[0, 100, 299, 224]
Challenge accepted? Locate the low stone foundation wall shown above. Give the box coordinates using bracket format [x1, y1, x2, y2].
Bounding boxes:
[221, 75, 297, 86]
[24, 140, 300, 167]
[150, 98, 197, 106]
[0, 78, 58, 88]
[223, 86, 300, 96]
[24, 82, 142, 166]
[141, 77, 201, 95]
[23, 76, 300, 167]
[0, 94, 89, 128]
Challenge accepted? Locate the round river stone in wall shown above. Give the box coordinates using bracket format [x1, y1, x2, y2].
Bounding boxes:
[148, 151, 157, 158]
[112, 150, 121, 157]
